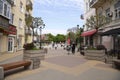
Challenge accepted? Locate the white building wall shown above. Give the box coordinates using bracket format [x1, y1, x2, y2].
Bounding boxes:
[84, 0, 96, 46]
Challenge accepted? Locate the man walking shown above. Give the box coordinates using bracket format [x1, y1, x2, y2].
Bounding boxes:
[71, 42, 76, 55]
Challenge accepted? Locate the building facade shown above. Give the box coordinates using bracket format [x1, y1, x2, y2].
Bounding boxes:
[90, 0, 120, 51]
[0, 0, 13, 53]
[25, 0, 33, 44]
[0, 0, 33, 54]
[83, 0, 97, 47]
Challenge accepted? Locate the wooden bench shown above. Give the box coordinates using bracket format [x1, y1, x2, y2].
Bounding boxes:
[0, 60, 31, 71]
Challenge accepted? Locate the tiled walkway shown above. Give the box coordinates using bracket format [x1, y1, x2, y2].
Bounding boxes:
[3, 49, 120, 80]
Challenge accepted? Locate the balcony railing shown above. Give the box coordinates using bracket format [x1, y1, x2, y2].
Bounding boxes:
[90, 0, 104, 8]
[25, 29, 32, 35]
[0, 15, 9, 30]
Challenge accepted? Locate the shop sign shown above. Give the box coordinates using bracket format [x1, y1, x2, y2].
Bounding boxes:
[9, 26, 17, 35]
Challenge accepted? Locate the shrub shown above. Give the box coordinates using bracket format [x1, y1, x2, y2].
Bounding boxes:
[23, 43, 35, 50]
[96, 45, 105, 50]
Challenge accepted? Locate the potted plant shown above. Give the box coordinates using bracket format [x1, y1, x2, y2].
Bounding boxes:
[23, 42, 46, 69]
[84, 45, 106, 62]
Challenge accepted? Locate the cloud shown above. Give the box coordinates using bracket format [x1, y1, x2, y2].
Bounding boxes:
[34, 0, 84, 10]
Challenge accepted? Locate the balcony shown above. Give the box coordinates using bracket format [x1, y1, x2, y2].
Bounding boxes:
[90, 0, 104, 8]
[0, 15, 9, 30]
[25, 29, 32, 35]
[26, 0, 33, 11]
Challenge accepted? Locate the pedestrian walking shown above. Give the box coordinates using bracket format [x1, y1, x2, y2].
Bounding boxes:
[71, 42, 76, 55]
[54, 44, 58, 50]
[66, 45, 71, 55]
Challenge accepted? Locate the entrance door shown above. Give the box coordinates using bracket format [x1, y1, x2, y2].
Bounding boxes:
[8, 37, 14, 52]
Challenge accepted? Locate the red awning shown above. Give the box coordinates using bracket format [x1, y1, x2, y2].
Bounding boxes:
[81, 29, 97, 36]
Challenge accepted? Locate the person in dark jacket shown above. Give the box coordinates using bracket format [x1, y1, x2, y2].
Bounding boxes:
[71, 42, 76, 54]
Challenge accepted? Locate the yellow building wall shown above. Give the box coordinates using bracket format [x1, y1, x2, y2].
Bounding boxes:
[11, 0, 26, 49]
[27, 35, 33, 43]
[1, 35, 8, 52]
[26, 0, 34, 44]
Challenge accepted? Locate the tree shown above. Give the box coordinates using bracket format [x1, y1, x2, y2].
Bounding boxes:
[54, 34, 66, 42]
[66, 32, 76, 44]
[75, 27, 83, 45]
[47, 33, 55, 42]
[25, 0, 33, 43]
[31, 17, 45, 42]
[86, 15, 107, 30]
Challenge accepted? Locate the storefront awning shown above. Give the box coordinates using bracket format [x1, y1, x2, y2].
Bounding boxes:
[81, 29, 97, 37]
[101, 28, 120, 36]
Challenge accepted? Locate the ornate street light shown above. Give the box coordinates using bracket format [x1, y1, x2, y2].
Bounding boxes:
[33, 17, 45, 49]
[39, 24, 45, 49]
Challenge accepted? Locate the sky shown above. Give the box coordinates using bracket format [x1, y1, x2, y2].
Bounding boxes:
[33, 0, 85, 35]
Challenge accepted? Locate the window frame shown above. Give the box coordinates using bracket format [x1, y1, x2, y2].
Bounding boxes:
[20, 1, 24, 13]
[0, 0, 11, 19]
[114, 1, 120, 19]
[19, 18, 23, 28]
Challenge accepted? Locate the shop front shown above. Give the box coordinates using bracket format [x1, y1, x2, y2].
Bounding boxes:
[8, 25, 17, 53]
[101, 28, 120, 59]
[81, 29, 97, 47]
[0, 15, 9, 53]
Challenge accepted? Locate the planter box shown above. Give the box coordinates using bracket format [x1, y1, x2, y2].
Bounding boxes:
[23, 50, 46, 69]
[112, 59, 120, 69]
[84, 50, 105, 62]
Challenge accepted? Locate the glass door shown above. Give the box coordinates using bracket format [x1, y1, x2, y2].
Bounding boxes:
[8, 37, 14, 52]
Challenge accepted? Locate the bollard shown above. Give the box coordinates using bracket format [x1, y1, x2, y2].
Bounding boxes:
[0, 67, 4, 80]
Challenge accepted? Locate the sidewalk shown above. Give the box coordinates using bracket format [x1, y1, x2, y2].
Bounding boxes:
[0, 50, 23, 63]
[4, 48, 120, 80]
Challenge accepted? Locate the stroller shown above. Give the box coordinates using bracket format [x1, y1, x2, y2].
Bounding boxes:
[66, 45, 71, 55]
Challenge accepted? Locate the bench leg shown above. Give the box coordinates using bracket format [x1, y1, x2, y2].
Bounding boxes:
[24, 66, 30, 70]
[0, 67, 4, 80]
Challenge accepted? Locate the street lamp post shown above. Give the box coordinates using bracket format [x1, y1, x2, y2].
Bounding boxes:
[39, 24, 45, 49]
[33, 17, 45, 49]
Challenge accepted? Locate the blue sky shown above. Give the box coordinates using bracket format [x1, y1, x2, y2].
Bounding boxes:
[33, 0, 84, 35]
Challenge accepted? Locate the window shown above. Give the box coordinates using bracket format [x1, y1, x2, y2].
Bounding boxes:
[20, 1, 23, 12]
[105, 8, 111, 23]
[106, 8, 110, 17]
[7, 6, 10, 18]
[4, 3, 7, 16]
[19, 18, 23, 28]
[13, 0, 16, 5]
[10, 13, 14, 24]
[18, 37, 22, 49]
[0, 0, 3, 14]
[114, 1, 120, 19]
[0, 0, 11, 18]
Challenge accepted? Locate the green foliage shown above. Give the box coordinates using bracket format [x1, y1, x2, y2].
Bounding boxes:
[87, 47, 97, 50]
[23, 43, 35, 50]
[26, 0, 33, 11]
[46, 33, 66, 42]
[47, 33, 55, 41]
[32, 47, 39, 50]
[86, 15, 108, 29]
[53, 34, 66, 42]
[25, 15, 33, 27]
[67, 32, 76, 42]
